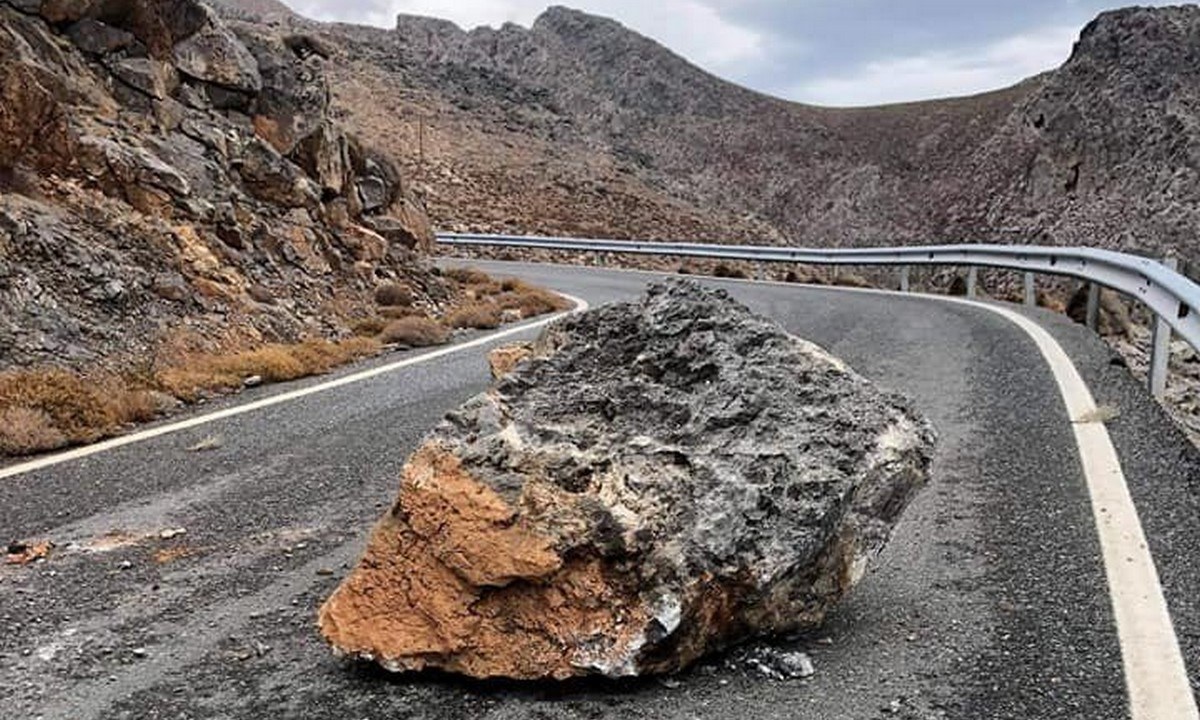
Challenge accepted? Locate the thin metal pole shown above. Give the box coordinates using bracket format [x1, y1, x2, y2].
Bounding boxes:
[1023, 272, 1036, 306]
[1086, 283, 1101, 331]
[1149, 257, 1178, 399]
[966, 267, 978, 298]
[899, 265, 910, 292]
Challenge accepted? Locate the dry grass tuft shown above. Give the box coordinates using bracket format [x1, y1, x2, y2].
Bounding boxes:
[445, 267, 493, 286]
[712, 263, 748, 279]
[0, 369, 119, 442]
[380, 317, 451, 347]
[0, 407, 68, 457]
[351, 317, 388, 337]
[444, 302, 503, 330]
[380, 306, 426, 320]
[374, 282, 413, 307]
[832, 272, 874, 289]
[0, 337, 383, 457]
[156, 338, 381, 402]
[500, 287, 571, 318]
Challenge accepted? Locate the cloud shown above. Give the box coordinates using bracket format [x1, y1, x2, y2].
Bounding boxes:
[287, 0, 766, 74]
[788, 23, 1081, 107]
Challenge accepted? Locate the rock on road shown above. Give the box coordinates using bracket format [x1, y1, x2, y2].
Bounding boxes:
[2, 261, 1199, 720]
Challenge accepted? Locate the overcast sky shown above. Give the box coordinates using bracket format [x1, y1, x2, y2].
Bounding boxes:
[284, 0, 1176, 106]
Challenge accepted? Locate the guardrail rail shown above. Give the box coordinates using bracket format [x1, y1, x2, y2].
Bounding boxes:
[436, 232, 1199, 399]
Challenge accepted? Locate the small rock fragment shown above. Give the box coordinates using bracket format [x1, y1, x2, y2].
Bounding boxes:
[5, 540, 54, 566]
[188, 435, 223, 452]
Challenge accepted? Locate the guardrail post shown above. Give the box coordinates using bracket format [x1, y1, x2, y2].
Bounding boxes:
[1086, 283, 1101, 331]
[899, 266, 910, 293]
[966, 267, 978, 298]
[1149, 257, 1178, 399]
[1023, 272, 1036, 306]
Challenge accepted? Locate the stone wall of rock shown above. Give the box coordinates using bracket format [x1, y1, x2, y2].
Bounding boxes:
[320, 281, 936, 679]
[0, 0, 440, 367]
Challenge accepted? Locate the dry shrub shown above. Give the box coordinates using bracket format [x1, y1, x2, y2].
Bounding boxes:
[712, 263, 748, 279]
[156, 339, 382, 402]
[444, 302, 503, 330]
[0, 369, 118, 442]
[380, 317, 450, 346]
[374, 282, 413, 307]
[833, 273, 873, 289]
[517, 289, 570, 318]
[445, 267, 492, 286]
[111, 389, 161, 424]
[0, 407, 67, 456]
[496, 286, 571, 319]
[93, 374, 162, 425]
[351, 317, 388, 337]
[380, 306, 425, 320]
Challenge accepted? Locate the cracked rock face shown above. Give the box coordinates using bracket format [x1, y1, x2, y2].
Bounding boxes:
[319, 280, 936, 679]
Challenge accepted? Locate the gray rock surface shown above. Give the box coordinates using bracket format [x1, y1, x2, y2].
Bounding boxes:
[319, 280, 936, 679]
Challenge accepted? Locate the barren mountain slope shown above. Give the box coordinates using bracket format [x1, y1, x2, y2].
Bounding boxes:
[199, 3, 1200, 268]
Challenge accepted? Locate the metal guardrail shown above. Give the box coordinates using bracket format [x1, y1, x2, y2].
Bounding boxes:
[436, 232, 1199, 399]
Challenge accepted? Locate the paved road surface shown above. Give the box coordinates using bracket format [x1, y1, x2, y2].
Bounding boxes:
[2, 261, 1199, 719]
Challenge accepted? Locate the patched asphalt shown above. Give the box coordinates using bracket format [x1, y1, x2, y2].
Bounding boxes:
[0, 260, 1195, 719]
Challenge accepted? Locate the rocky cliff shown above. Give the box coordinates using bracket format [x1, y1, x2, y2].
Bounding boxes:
[217, 3, 1200, 271]
[0, 0, 440, 369]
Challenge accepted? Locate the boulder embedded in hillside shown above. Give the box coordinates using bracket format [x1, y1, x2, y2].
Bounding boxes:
[361, 213, 429, 250]
[241, 31, 330, 155]
[235, 136, 319, 208]
[66, 18, 136, 56]
[319, 280, 935, 680]
[172, 21, 262, 94]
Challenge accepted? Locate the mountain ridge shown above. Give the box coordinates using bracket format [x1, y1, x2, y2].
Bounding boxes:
[209, 3, 1200, 270]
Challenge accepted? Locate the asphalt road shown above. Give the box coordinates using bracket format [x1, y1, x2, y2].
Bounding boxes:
[2, 261, 1198, 720]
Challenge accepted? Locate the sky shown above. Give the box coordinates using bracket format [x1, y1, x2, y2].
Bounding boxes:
[284, 0, 1177, 107]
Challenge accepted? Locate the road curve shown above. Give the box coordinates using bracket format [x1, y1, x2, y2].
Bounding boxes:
[2, 261, 1199, 720]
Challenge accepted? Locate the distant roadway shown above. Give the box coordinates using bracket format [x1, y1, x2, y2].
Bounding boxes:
[2, 261, 1199, 719]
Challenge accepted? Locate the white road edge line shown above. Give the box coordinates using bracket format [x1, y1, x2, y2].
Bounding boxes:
[458, 260, 1200, 718]
[943, 297, 1200, 720]
[0, 293, 589, 482]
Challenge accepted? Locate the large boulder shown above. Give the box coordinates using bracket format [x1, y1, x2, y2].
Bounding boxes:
[172, 20, 262, 95]
[240, 30, 329, 155]
[319, 280, 935, 680]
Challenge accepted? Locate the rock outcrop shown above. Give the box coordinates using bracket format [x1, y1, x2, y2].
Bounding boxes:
[0, 0, 440, 368]
[320, 281, 935, 679]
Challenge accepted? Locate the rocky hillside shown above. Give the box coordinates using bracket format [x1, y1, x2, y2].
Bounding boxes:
[213, 3, 1200, 272]
[0, 0, 441, 369]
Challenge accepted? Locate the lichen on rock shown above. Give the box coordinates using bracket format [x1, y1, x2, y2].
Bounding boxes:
[320, 280, 936, 680]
